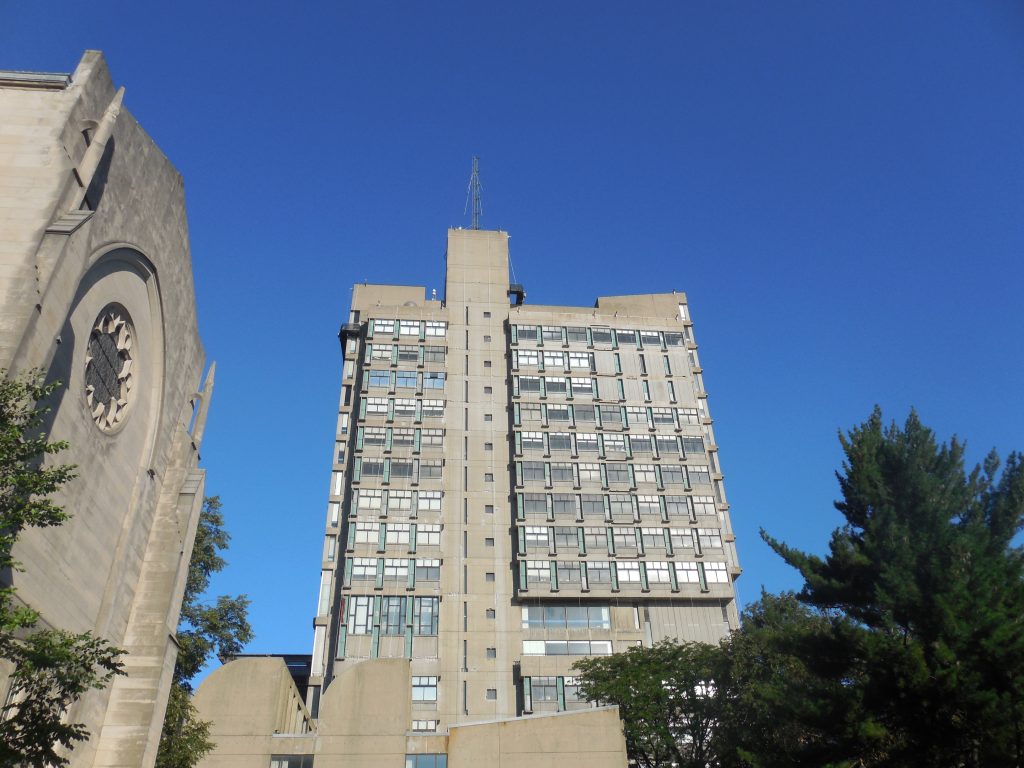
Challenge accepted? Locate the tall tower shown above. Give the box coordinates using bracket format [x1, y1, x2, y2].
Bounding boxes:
[311, 228, 741, 724]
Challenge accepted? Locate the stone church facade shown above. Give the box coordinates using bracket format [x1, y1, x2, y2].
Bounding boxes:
[0, 50, 210, 768]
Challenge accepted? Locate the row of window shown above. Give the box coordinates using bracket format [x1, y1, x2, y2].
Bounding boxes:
[516, 402, 702, 429]
[360, 397, 444, 421]
[521, 604, 610, 629]
[513, 349, 678, 378]
[344, 595, 440, 636]
[515, 375, 690, 406]
[517, 524, 723, 556]
[364, 369, 446, 392]
[368, 319, 447, 338]
[515, 430, 704, 458]
[522, 640, 611, 656]
[515, 492, 717, 523]
[365, 343, 446, 365]
[350, 489, 442, 516]
[352, 457, 443, 484]
[355, 426, 444, 452]
[350, 522, 440, 552]
[511, 325, 688, 349]
[522, 675, 585, 712]
[519, 559, 730, 592]
[344, 557, 441, 587]
[516, 460, 713, 488]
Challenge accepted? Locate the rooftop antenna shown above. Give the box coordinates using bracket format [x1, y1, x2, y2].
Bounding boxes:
[464, 156, 482, 229]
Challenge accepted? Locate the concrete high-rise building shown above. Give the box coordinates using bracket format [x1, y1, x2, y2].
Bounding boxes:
[0, 51, 211, 768]
[196, 228, 741, 768]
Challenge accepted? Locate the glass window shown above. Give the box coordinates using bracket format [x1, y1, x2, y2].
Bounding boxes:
[617, 329, 638, 346]
[617, 562, 641, 582]
[366, 397, 389, 414]
[590, 327, 613, 346]
[388, 491, 413, 514]
[419, 460, 443, 479]
[424, 321, 446, 337]
[578, 463, 601, 484]
[671, 529, 694, 549]
[665, 495, 688, 518]
[423, 345, 446, 363]
[580, 494, 604, 518]
[630, 435, 654, 453]
[383, 558, 408, 580]
[557, 561, 582, 584]
[633, 465, 657, 484]
[390, 460, 414, 478]
[550, 463, 573, 483]
[373, 319, 394, 334]
[548, 433, 572, 452]
[565, 326, 588, 343]
[521, 431, 545, 452]
[664, 331, 684, 347]
[547, 404, 571, 423]
[525, 526, 549, 549]
[541, 326, 562, 341]
[603, 435, 626, 455]
[361, 460, 385, 477]
[544, 351, 565, 368]
[423, 371, 445, 389]
[587, 561, 612, 584]
[520, 403, 544, 423]
[355, 522, 377, 544]
[398, 344, 419, 362]
[411, 676, 439, 701]
[553, 526, 577, 549]
[382, 596, 406, 635]
[414, 597, 439, 635]
[520, 462, 546, 482]
[698, 528, 723, 548]
[346, 596, 373, 634]
[689, 465, 712, 485]
[599, 405, 622, 425]
[517, 325, 538, 342]
[518, 349, 539, 366]
[584, 527, 607, 552]
[415, 558, 440, 581]
[545, 377, 567, 395]
[576, 433, 599, 453]
[417, 491, 442, 512]
[393, 398, 416, 418]
[613, 530, 637, 551]
[637, 495, 660, 517]
[399, 320, 420, 336]
[661, 465, 686, 485]
[356, 489, 383, 512]
[569, 352, 592, 369]
[570, 377, 593, 395]
[605, 463, 629, 485]
[531, 676, 558, 703]
[371, 345, 393, 361]
[368, 371, 390, 388]
[640, 330, 661, 346]
[523, 493, 547, 515]
[551, 494, 575, 517]
[678, 408, 700, 425]
[574, 405, 597, 423]
[647, 561, 672, 583]
[420, 428, 444, 448]
[386, 523, 410, 545]
[418, 524, 441, 546]
[641, 527, 665, 549]
[681, 435, 705, 457]
[676, 562, 700, 583]
[351, 558, 376, 581]
[363, 426, 387, 446]
[526, 561, 551, 584]
[519, 376, 542, 393]
[693, 495, 717, 516]
[705, 562, 729, 583]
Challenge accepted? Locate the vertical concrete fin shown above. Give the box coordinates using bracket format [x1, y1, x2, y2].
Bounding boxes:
[73, 86, 124, 204]
[191, 360, 215, 450]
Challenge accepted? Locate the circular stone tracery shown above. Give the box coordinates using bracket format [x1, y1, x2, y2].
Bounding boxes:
[84, 307, 135, 432]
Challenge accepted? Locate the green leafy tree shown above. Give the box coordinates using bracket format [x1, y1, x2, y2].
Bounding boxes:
[761, 409, 1024, 767]
[0, 371, 124, 767]
[573, 639, 725, 768]
[156, 496, 252, 768]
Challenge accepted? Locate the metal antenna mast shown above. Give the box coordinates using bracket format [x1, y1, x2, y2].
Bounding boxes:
[464, 156, 482, 229]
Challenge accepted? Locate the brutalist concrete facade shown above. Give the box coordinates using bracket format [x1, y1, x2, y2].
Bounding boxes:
[0, 51, 211, 768]
[195, 227, 739, 767]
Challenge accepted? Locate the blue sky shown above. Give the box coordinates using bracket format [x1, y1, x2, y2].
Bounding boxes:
[4, 1, 1023, 662]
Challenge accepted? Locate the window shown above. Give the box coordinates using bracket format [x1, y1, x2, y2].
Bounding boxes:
[588, 561, 613, 585]
[681, 435, 705, 457]
[570, 377, 593, 396]
[360, 426, 385, 447]
[548, 432, 572, 452]
[661, 465, 686, 486]
[522, 604, 610, 629]
[580, 493, 604, 517]
[371, 345, 393, 361]
[398, 344, 419, 362]
[484, 413, 493, 422]
[412, 676, 438, 702]
[418, 491, 442, 512]
[486, 646, 497, 657]
[553, 526, 577, 550]
[523, 493, 547, 515]
[637, 495, 660, 517]
[356, 489, 383, 512]
[569, 351, 592, 369]
[346, 596, 373, 634]
[522, 640, 612, 656]
[626, 406, 649, 428]
[484, 386, 493, 394]
[556, 560, 582, 584]
[421, 400, 444, 419]
[520, 461, 545, 482]
[418, 523, 441, 546]
[520, 403, 543, 423]
[361, 460, 385, 477]
[384, 558, 409, 580]
[574, 405, 596, 423]
[484, 360, 492, 368]
[693, 495, 716, 516]
[576, 433, 599, 454]
[394, 398, 416, 418]
[517, 349, 539, 367]
[550, 463, 573, 483]
[640, 330, 661, 347]
[671, 529, 695, 549]
[566, 326, 588, 344]
[656, 435, 680, 456]
[423, 345, 446, 363]
[705, 562, 730, 583]
[366, 397, 389, 414]
[605, 463, 629, 485]
[630, 435, 654, 454]
[355, 522, 377, 545]
[483, 311, 492, 318]
[698, 528, 723, 548]
[545, 377, 567, 395]
[652, 407, 675, 426]
[412, 720, 439, 732]
[484, 442, 493, 451]
[486, 688, 497, 700]
[590, 327, 612, 346]
[420, 429, 444, 448]
[424, 321, 447, 337]
[613, 529, 637, 552]
[271, 756, 313, 768]
[396, 370, 418, 389]
[689, 465, 712, 485]
[542, 326, 562, 342]
[552, 493, 575, 517]
[603, 434, 626, 455]
[634, 465, 657, 484]
[517, 325, 538, 342]
[485, 504, 494, 514]
[484, 537, 495, 547]
[528, 528, 552, 548]
[416, 559, 441, 581]
[386, 523, 410, 546]
[664, 331, 684, 347]
[578, 463, 601, 484]
[526, 561, 551, 584]
[599, 405, 622, 426]
[544, 351, 565, 368]
[406, 754, 447, 768]
[368, 371, 390, 388]
[584, 527, 607, 553]
[351, 558, 376, 581]
[382, 596, 406, 635]
[483, 335, 492, 342]
[391, 460, 414, 478]
[547, 404, 571, 423]
[647, 561, 672, 583]
[393, 428, 416, 448]
[665, 495, 689, 518]
[414, 596, 439, 634]
[617, 561, 641, 582]
[373, 319, 394, 335]
[420, 460, 443, 479]
[485, 572, 495, 582]
[486, 608, 496, 619]
[641, 527, 665, 550]
[678, 407, 700, 425]
[399, 320, 420, 336]
[423, 371, 445, 389]
[484, 473, 494, 482]
[676, 562, 700, 583]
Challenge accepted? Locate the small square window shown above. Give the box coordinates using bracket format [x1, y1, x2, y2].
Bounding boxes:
[486, 688, 497, 700]
[485, 537, 495, 547]
[484, 414, 493, 422]
[485, 443, 493, 451]
[483, 312, 492, 318]
[486, 647, 497, 658]
[484, 473, 494, 482]
[485, 572, 495, 582]
[486, 608, 496, 619]
[484, 335, 492, 342]
[485, 505, 494, 514]
[484, 360, 492, 368]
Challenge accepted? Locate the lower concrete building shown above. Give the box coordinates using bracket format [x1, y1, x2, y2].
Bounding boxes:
[195, 227, 741, 767]
[0, 51, 210, 768]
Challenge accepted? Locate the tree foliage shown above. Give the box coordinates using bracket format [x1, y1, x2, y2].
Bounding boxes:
[574, 408, 1024, 768]
[0, 371, 123, 767]
[156, 496, 252, 768]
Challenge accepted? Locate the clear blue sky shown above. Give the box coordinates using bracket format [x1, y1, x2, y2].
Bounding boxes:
[4, 1, 1023, 663]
